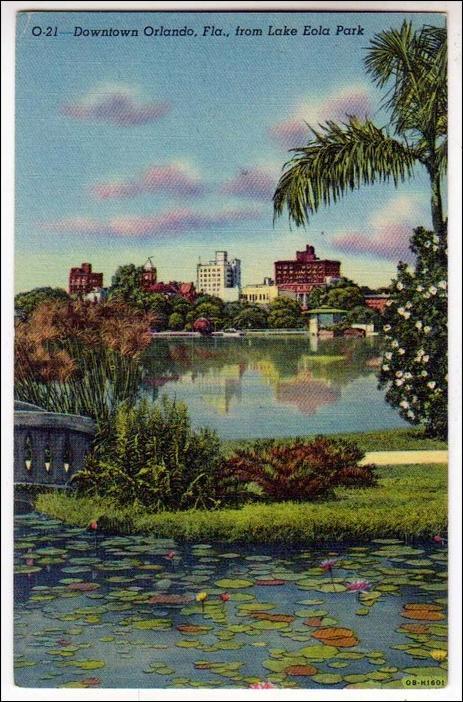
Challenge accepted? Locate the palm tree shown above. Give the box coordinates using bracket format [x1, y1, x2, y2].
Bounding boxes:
[273, 22, 447, 237]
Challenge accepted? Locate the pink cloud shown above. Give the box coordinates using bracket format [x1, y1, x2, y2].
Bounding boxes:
[61, 88, 170, 126]
[40, 207, 262, 239]
[332, 224, 414, 262]
[270, 87, 372, 149]
[91, 164, 206, 200]
[221, 167, 276, 201]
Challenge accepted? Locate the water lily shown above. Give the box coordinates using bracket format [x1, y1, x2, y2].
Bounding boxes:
[165, 550, 176, 559]
[88, 520, 98, 530]
[345, 579, 371, 592]
[196, 591, 208, 611]
[431, 650, 447, 662]
[219, 592, 230, 602]
[249, 681, 277, 689]
[320, 558, 337, 571]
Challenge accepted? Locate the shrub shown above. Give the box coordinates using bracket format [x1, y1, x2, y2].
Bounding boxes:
[73, 397, 225, 511]
[222, 436, 376, 502]
[378, 227, 447, 439]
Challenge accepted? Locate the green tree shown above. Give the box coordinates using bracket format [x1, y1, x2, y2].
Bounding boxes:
[324, 285, 365, 310]
[233, 305, 269, 330]
[268, 298, 304, 329]
[168, 312, 185, 330]
[15, 287, 69, 320]
[273, 22, 447, 237]
[379, 226, 447, 439]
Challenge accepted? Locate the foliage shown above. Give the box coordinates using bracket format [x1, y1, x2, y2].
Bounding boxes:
[232, 305, 269, 329]
[14, 287, 70, 320]
[14, 300, 152, 423]
[323, 284, 365, 311]
[379, 227, 447, 439]
[36, 463, 447, 542]
[168, 312, 185, 330]
[274, 21, 447, 237]
[74, 397, 226, 511]
[222, 437, 376, 502]
[267, 297, 304, 329]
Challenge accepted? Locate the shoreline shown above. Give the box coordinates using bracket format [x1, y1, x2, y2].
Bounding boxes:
[34, 461, 447, 542]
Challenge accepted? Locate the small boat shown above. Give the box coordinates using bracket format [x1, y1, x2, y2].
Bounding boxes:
[221, 328, 245, 337]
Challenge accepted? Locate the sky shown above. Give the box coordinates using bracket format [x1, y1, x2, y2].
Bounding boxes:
[15, 10, 446, 293]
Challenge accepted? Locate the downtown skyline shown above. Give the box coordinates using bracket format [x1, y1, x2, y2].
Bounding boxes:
[15, 10, 445, 293]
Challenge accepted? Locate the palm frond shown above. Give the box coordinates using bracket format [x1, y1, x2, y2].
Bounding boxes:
[273, 117, 417, 226]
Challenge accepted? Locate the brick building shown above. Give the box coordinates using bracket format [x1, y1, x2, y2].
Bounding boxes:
[274, 245, 341, 307]
[364, 294, 390, 314]
[68, 263, 103, 295]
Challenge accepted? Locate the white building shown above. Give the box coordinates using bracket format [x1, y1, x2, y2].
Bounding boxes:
[197, 251, 241, 301]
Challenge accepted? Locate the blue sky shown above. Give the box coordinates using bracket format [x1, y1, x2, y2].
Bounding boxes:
[15, 10, 445, 292]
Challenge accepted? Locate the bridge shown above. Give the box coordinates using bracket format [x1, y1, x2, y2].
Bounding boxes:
[14, 401, 96, 487]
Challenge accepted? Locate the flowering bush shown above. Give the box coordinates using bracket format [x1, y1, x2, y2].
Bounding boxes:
[379, 227, 447, 439]
[222, 437, 376, 502]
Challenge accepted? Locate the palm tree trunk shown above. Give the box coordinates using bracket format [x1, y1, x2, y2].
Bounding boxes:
[427, 163, 445, 236]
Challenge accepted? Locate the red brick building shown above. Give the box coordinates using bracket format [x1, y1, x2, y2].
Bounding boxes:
[68, 263, 103, 295]
[275, 245, 341, 306]
[364, 294, 390, 314]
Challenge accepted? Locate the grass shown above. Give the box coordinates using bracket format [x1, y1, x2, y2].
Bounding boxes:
[222, 428, 448, 455]
[35, 463, 447, 543]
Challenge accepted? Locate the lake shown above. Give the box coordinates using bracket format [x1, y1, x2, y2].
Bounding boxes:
[14, 513, 448, 689]
[141, 336, 407, 439]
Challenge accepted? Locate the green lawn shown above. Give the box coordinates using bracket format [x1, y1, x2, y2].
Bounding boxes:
[35, 463, 447, 543]
[223, 428, 447, 455]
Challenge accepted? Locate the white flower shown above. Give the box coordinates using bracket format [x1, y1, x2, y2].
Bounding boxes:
[429, 286, 438, 295]
[423, 326, 431, 334]
[383, 324, 391, 332]
[417, 348, 425, 357]
[403, 311, 411, 319]
[397, 282, 404, 290]
[416, 285, 424, 292]
[433, 234, 439, 244]
[427, 381, 436, 389]
[423, 292, 431, 299]
[407, 410, 415, 418]
[412, 396, 418, 403]
[395, 371, 403, 378]
[400, 400, 410, 408]
[405, 302, 412, 309]
[398, 348, 405, 355]
[382, 364, 390, 371]
[422, 355, 429, 363]
[405, 384, 412, 391]
[391, 340, 399, 348]
[386, 300, 392, 307]
[425, 240, 431, 248]
[433, 245, 438, 252]
[395, 379, 404, 386]
[385, 352, 392, 360]
[438, 280, 447, 289]
[404, 372, 412, 379]
[398, 307, 405, 315]
[415, 321, 423, 330]
[421, 370, 428, 377]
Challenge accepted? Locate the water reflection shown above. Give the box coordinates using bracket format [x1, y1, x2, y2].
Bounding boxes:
[141, 337, 404, 438]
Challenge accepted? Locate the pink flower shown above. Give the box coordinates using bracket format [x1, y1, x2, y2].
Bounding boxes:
[88, 520, 98, 531]
[345, 580, 371, 592]
[165, 550, 176, 560]
[219, 592, 230, 602]
[249, 681, 277, 689]
[320, 558, 337, 571]
[432, 535, 446, 545]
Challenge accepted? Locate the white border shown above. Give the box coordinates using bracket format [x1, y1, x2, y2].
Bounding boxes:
[2, 2, 461, 701]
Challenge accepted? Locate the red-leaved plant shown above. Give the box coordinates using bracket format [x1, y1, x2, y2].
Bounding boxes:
[223, 436, 376, 502]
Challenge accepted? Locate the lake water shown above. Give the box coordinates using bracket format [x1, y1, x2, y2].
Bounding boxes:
[14, 513, 448, 689]
[141, 336, 407, 439]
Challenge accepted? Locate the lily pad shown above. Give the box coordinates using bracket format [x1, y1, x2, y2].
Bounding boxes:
[215, 578, 253, 589]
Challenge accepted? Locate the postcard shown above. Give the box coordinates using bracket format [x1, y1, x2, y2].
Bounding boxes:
[6, 3, 460, 697]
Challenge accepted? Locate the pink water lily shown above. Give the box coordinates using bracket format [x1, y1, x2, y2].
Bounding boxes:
[320, 558, 337, 571]
[249, 681, 277, 689]
[345, 580, 372, 592]
[432, 535, 447, 545]
[165, 550, 176, 560]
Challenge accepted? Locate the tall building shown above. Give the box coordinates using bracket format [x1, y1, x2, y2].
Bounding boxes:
[274, 244, 341, 307]
[197, 251, 241, 302]
[68, 262, 103, 295]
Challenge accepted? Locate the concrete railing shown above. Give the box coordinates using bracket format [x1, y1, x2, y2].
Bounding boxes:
[14, 401, 96, 486]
